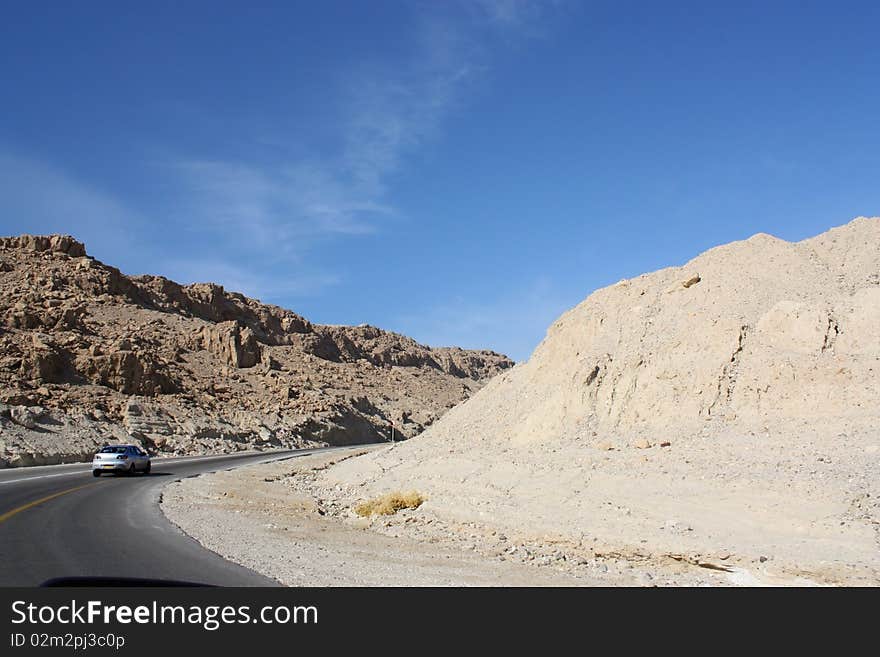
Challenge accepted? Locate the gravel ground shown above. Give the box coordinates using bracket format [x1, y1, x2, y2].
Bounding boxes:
[161, 447, 734, 586]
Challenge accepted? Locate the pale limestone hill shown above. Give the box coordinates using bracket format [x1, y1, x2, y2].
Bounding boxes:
[320, 218, 880, 585]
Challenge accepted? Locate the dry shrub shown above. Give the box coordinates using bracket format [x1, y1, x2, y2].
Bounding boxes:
[354, 491, 425, 517]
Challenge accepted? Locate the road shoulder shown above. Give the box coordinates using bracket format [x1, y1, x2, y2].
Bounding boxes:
[160, 447, 627, 586]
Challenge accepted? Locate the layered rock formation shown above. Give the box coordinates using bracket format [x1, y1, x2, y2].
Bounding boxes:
[0, 235, 512, 466]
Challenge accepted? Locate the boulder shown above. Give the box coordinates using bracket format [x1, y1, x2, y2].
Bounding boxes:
[76, 351, 177, 395]
[201, 321, 261, 368]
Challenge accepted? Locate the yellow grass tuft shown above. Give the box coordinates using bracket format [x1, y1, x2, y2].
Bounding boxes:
[354, 491, 426, 517]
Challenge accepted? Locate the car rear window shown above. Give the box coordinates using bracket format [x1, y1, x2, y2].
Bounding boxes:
[99, 446, 128, 454]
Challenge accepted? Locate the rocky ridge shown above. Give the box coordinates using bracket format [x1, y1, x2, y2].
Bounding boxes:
[0, 234, 512, 466]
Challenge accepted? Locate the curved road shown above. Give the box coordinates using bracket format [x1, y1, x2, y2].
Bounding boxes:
[0, 448, 343, 586]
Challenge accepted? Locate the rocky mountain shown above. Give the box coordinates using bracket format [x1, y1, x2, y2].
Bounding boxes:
[0, 234, 513, 466]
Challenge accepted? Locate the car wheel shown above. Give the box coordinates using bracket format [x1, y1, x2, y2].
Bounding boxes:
[128, 464, 136, 476]
[144, 462, 151, 475]
[92, 470, 101, 478]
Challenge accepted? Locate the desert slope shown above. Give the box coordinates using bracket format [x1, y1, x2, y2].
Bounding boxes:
[319, 217, 880, 584]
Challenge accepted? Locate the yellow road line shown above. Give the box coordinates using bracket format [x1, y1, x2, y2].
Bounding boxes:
[0, 482, 96, 524]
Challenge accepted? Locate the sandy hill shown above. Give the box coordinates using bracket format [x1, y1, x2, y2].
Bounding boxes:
[320, 217, 880, 585]
[0, 234, 512, 466]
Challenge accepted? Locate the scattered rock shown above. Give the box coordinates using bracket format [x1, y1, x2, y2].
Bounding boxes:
[10, 406, 41, 429]
[201, 321, 261, 369]
[0, 234, 86, 257]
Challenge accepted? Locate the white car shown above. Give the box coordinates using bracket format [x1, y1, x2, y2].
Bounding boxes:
[92, 445, 151, 477]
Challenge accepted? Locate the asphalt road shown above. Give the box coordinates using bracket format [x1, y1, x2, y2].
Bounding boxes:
[0, 447, 344, 586]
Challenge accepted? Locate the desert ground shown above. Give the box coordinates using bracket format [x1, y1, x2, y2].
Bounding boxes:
[162, 442, 876, 586]
[162, 447, 728, 586]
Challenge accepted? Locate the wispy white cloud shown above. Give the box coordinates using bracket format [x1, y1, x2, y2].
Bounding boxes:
[470, 0, 552, 27]
[2, 6, 559, 318]
[0, 151, 341, 301]
[170, 4, 543, 261]
[159, 256, 341, 301]
[338, 17, 481, 198]
[171, 160, 392, 252]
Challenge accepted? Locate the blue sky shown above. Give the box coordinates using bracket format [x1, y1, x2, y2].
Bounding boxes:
[2, 1, 878, 361]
